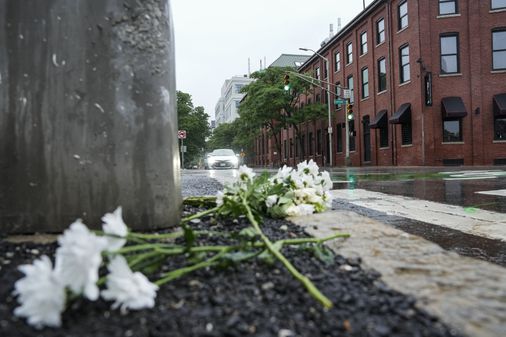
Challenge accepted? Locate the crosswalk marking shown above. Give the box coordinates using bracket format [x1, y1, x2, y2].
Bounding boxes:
[476, 189, 506, 197]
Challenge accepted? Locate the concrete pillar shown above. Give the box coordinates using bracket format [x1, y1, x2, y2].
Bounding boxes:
[0, 0, 181, 233]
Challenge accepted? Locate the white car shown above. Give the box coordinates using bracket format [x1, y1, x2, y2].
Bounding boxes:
[205, 149, 239, 169]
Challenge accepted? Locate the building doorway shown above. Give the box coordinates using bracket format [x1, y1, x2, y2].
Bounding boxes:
[363, 116, 371, 162]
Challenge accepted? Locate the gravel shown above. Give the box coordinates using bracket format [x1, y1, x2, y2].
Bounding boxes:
[0, 204, 462, 337]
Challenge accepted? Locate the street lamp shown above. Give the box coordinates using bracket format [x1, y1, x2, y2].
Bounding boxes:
[299, 47, 333, 167]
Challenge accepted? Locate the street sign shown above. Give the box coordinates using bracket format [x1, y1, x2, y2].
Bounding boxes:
[182, 146, 187, 153]
[334, 99, 345, 104]
[178, 130, 186, 139]
[342, 89, 351, 99]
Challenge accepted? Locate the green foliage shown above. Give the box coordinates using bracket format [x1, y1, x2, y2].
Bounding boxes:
[177, 91, 211, 167]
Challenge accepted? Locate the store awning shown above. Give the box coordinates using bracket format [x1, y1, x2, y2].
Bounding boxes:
[369, 110, 388, 128]
[389, 103, 411, 124]
[493, 93, 506, 117]
[441, 97, 467, 118]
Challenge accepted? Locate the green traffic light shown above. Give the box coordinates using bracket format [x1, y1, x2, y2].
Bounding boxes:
[284, 84, 290, 91]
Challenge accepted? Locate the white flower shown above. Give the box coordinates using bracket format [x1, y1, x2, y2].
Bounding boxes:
[265, 195, 278, 208]
[55, 219, 108, 300]
[216, 190, 224, 206]
[297, 159, 319, 177]
[237, 165, 256, 181]
[273, 165, 293, 182]
[13, 256, 66, 329]
[318, 171, 333, 192]
[285, 204, 315, 217]
[102, 207, 128, 252]
[101, 255, 158, 313]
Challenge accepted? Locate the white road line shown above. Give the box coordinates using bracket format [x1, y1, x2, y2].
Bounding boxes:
[331, 189, 506, 242]
[477, 189, 506, 197]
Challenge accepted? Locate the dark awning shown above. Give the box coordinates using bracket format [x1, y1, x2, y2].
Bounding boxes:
[441, 97, 467, 118]
[494, 93, 506, 117]
[369, 110, 388, 128]
[389, 103, 411, 124]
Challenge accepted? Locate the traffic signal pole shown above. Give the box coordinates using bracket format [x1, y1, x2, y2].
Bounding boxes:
[345, 99, 351, 166]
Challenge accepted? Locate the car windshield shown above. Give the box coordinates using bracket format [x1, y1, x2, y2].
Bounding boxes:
[211, 149, 235, 156]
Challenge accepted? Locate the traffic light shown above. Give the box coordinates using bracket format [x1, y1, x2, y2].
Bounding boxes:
[283, 74, 290, 91]
[346, 102, 354, 120]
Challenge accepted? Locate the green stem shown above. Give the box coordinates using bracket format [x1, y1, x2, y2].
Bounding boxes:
[241, 198, 333, 309]
[155, 249, 228, 286]
[180, 207, 219, 224]
[281, 233, 350, 245]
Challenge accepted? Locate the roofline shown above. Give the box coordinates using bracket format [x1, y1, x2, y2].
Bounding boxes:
[299, 0, 386, 71]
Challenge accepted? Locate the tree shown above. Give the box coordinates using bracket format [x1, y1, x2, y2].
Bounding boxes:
[239, 67, 327, 165]
[177, 91, 210, 167]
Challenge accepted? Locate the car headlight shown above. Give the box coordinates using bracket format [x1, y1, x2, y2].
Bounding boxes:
[231, 156, 239, 164]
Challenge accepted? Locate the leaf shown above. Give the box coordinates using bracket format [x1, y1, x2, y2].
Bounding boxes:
[238, 227, 258, 239]
[258, 241, 284, 265]
[299, 243, 335, 266]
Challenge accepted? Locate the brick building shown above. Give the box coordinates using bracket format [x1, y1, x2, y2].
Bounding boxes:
[254, 0, 506, 167]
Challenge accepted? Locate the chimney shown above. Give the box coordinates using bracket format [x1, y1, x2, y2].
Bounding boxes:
[337, 18, 342, 32]
[329, 23, 334, 38]
[260, 59, 263, 70]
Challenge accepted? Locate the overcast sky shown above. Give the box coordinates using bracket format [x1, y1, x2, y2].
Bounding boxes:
[172, 0, 372, 121]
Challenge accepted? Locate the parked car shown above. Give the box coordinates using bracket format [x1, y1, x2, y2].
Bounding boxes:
[205, 149, 239, 169]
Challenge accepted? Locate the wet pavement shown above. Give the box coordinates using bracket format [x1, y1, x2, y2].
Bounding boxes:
[332, 196, 506, 267]
[330, 168, 506, 213]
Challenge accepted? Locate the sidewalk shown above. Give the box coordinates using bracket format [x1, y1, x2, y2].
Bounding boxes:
[290, 210, 506, 337]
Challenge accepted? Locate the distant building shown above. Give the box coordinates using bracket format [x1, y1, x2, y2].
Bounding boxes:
[254, 0, 506, 167]
[215, 75, 255, 126]
[268, 54, 311, 68]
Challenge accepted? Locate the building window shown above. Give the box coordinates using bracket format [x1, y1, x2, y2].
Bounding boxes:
[295, 136, 299, 157]
[346, 42, 353, 64]
[401, 122, 412, 145]
[317, 129, 322, 154]
[378, 58, 387, 92]
[376, 18, 385, 44]
[398, 1, 408, 30]
[316, 94, 321, 103]
[347, 75, 354, 103]
[360, 32, 368, 55]
[379, 126, 389, 148]
[335, 81, 342, 109]
[491, 0, 506, 10]
[307, 98, 312, 105]
[289, 138, 293, 158]
[335, 52, 341, 72]
[235, 100, 241, 108]
[439, 0, 458, 15]
[399, 44, 410, 83]
[307, 132, 314, 156]
[323, 60, 328, 79]
[361, 67, 369, 99]
[315, 67, 320, 80]
[301, 135, 305, 156]
[336, 124, 343, 152]
[440, 34, 459, 74]
[349, 121, 356, 151]
[443, 118, 462, 142]
[284, 139, 287, 159]
[495, 116, 506, 140]
[493, 29, 506, 70]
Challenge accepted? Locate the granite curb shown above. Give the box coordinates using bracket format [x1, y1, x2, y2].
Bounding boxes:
[289, 210, 506, 337]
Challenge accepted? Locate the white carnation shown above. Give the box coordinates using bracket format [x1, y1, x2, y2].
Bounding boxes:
[102, 207, 128, 252]
[297, 159, 319, 177]
[265, 195, 278, 208]
[318, 171, 333, 192]
[55, 220, 107, 300]
[238, 165, 256, 181]
[285, 204, 315, 217]
[216, 190, 224, 206]
[102, 255, 158, 313]
[273, 165, 293, 182]
[14, 256, 66, 329]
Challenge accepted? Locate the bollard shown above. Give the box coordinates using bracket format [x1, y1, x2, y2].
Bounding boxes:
[0, 0, 181, 233]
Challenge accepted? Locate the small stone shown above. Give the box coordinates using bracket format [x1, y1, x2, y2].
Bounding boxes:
[189, 280, 203, 288]
[2, 260, 10, 265]
[278, 329, 294, 337]
[400, 233, 410, 239]
[190, 219, 201, 224]
[261, 282, 275, 291]
[30, 249, 40, 255]
[125, 330, 133, 337]
[205, 323, 213, 332]
[280, 225, 288, 231]
[5, 252, 14, 258]
[339, 264, 353, 272]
